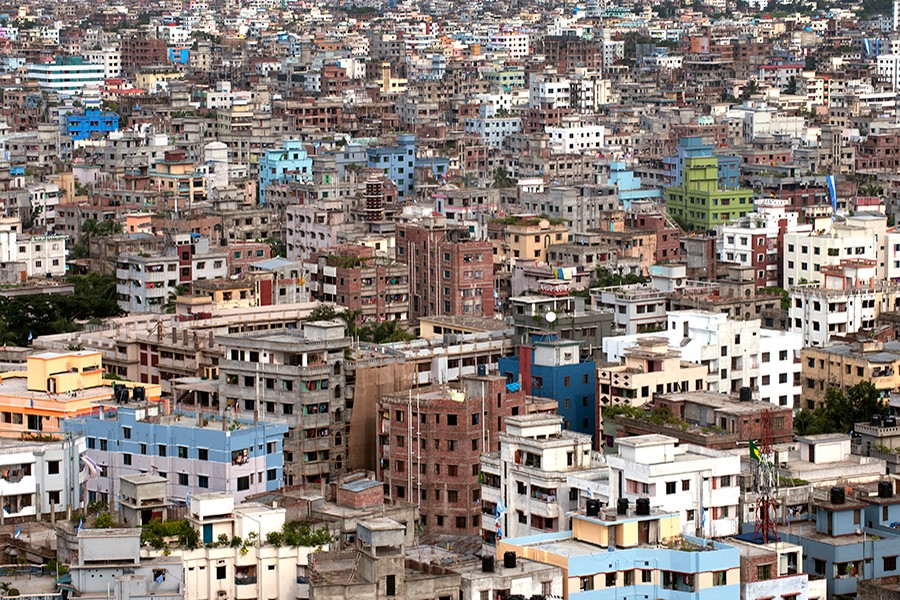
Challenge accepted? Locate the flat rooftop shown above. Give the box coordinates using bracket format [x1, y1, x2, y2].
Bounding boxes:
[0, 374, 115, 403]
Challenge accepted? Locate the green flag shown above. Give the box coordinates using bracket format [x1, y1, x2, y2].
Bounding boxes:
[749, 440, 762, 462]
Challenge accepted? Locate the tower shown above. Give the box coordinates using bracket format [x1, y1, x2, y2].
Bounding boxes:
[753, 409, 779, 543]
[362, 173, 385, 222]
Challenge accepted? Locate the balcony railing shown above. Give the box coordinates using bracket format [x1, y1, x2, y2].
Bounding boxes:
[235, 576, 257, 585]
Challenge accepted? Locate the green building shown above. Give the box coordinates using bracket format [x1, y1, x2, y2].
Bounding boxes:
[665, 156, 754, 231]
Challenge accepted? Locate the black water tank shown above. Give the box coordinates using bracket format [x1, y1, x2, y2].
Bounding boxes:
[636, 498, 651, 516]
[880, 480, 894, 499]
[477, 364, 487, 376]
[830, 486, 846, 505]
[482, 556, 494, 573]
[617, 498, 629, 515]
[503, 551, 517, 569]
[873, 415, 883, 427]
[739, 387, 752, 402]
[132, 386, 145, 402]
[887, 416, 898, 427]
[587, 499, 601, 517]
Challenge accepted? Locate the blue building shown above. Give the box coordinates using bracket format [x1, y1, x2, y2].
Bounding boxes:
[63, 405, 288, 507]
[500, 507, 741, 600]
[258, 140, 313, 205]
[168, 47, 190, 64]
[499, 338, 596, 438]
[66, 108, 120, 141]
[366, 134, 415, 201]
[774, 481, 900, 598]
[608, 161, 662, 211]
[664, 137, 741, 189]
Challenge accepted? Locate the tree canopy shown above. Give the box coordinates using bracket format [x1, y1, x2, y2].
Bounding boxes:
[794, 381, 887, 435]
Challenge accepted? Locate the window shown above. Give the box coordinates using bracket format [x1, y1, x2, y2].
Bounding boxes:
[447, 414, 457, 426]
[140, 443, 147, 455]
[48, 491, 60, 505]
[682, 480, 690, 491]
[713, 571, 727, 586]
[122, 427, 131, 439]
[178, 473, 189, 486]
[216, 566, 226, 580]
[580, 576, 594, 591]
[177, 446, 188, 458]
[158, 445, 167, 457]
[123, 454, 132, 466]
[237, 476, 250, 491]
[666, 481, 676, 494]
[606, 573, 616, 587]
[386, 575, 396, 596]
[48, 461, 60, 475]
[198, 448, 208, 461]
[198, 475, 209, 488]
[642, 570, 652, 583]
[886, 556, 897, 572]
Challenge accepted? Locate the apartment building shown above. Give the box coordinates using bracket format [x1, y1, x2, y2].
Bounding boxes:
[285, 198, 354, 262]
[0, 435, 87, 520]
[367, 134, 416, 202]
[258, 140, 313, 205]
[665, 156, 755, 231]
[377, 374, 526, 535]
[800, 338, 900, 411]
[63, 403, 287, 508]
[305, 245, 409, 323]
[218, 321, 351, 487]
[26, 56, 104, 96]
[487, 215, 569, 269]
[480, 414, 601, 541]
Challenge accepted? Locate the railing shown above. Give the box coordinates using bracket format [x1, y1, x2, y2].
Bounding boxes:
[235, 576, 257, 585]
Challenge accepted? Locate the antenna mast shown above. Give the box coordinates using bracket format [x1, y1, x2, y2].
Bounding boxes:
[754, 409, 779, 543]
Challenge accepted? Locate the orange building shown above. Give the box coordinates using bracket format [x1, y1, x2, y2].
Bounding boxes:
[0, 351, 161, 439]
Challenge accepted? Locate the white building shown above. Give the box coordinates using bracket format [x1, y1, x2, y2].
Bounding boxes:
[546, 121, 606, 154]
[607, 434, 741, 538]
[0, 435, 87, 519]
[463, 114, 522, 148]
[480, 414, 602, 541]
[26, 57, 105, 96]
[26, 182, 60, 231]
[877, 54, 900, 90]
[604, 310, 802, 407]
[488, 32, 531, 58]
[82, 46, 121, 79]
[783, 214, 886, 286]
[16, 234, 68, 278]
[528, 73, 570, 109]
[789, 259, 900, 346]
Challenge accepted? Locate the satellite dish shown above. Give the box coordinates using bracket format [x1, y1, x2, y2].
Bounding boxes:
[545, 311, 557, 323]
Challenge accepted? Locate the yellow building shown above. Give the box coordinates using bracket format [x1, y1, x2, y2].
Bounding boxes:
[488, 215, 569, 267]
[598, 337, 707, 410]
[800, 337, 900, 411]
[0, 351, 161, 438]
[380, 62, 407, 95]
[150, 150, 205, 208]
[135, 66, 184, 93]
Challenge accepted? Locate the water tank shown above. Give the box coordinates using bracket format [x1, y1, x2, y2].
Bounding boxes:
[887, 416, 898, 427]
[880, 480, 894, 499]
[503, 551, 517, 569]
[477, 364, 487, 376]
[739, 387, 752, 402]
[132, 386, 145, 402]
[587, 499, 601, 517]
[830, 486, 846, 505]
[636, 498, 651, 516]
[873, 415, 883, 427]
[481, 556, 494, 573]
[616, 498, 629, 515]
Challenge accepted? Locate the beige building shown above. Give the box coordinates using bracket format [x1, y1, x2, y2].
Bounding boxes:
[487, 215, 569, 268]
[800, 337, 900, 410]
[598, 337, 707, 410]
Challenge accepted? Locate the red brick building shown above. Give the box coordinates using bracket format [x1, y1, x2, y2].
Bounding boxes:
[396, 220, 494, 321]
[305, 244, 410, 323]
[376, 374, 526, 535]
[625, 210, 681, 263]
[120, 35, 168, 75]
[537, 36, 603, 73]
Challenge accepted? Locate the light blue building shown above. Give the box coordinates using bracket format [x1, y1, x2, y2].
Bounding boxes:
[501, 507, 741, 600]
[366, 134, 415, 201]
[608, 161, 663, 211]
[775, 482, 900, 598]
[66, 108, 120, 141]
[664, 137, 741, 189]
[499, 337, 596, 439]
[258, 140, 313, 205]
[63, 405, 288, 508]
[168, 47, 190, 64]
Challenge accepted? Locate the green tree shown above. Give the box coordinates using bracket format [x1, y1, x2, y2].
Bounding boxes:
[163, 284, 190, 314]
[304, 305, 339, 322]
[794, 382, 888, 434]
[492, 167, 514, 189]
[360, 320, 414, 344]
[94, 513, 115, 528]
[741, 80, 760, 101]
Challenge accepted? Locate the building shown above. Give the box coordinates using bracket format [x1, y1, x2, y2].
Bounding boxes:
[498, 504, 741, 600]
[367, 134, 416, 202]
[0, 435, 87, 520]
[499, 338, 597, 437]
[26, 56, 105, 96]
[800, 338, 900, 411]
[150, 150, 206, 209]
[728, 536, 826, 600]
[480, 414, 601, 542]
[487, 215, 569, 269]
[258, 140, 313, 205]
[510, 294, 613, 358]
[396, 219, 494, 321]
[305, 245, 409, 323]
[597, 337, 707, 410]
[66, 108, 119, 142]
[608, 434, 741, 538]
[665, 156, 755, 231]
[852, 394, 900, 474]
[63, 402, 288, 509]
[377, 374, 525, 535]
[789, 260, 900, 347]
[0, 350, 161, 438]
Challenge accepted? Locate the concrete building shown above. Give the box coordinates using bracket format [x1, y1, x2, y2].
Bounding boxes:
[800, 337, 900, 411]
[480, 414, 601, 542]
[597, 337, 707, 410]
[218, 321, 351, 488]
[498, 505, 741, 600]
[499, 338, 597, 437]
[26, 56, 105, 96]
[258, 140, 313, 206]
[509, 294, 613, 357]
[367, 134, 416, 202]
[853, 394, 900, 474]
[728, 536, 826, 600]
[488, 215, 569, 270]
[608, 434, 741, 538]
[0, 435, 87, 520]
[66, 108, 119, 142]
[377, 374, 526, 535]
[63, 402, 288, 509]
[666, 156, 755, 231]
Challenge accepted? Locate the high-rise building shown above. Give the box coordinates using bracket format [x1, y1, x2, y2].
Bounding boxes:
[396, 218, 494, 321]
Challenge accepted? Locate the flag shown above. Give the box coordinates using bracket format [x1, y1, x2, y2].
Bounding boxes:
[185, 491, 191, 509]
[587, 486, 594, 499]
[700, 506, 706, 530]
[77, 517, 83, 532]
[81, 454, 100, 478]
[155, 572, 165, 583]
[495, 519, 502, 541]
[749, 440, 762, 463]
[27, 331, 32, 343]
[13, 525, 21, 540]
[495, 497, 506, 516]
